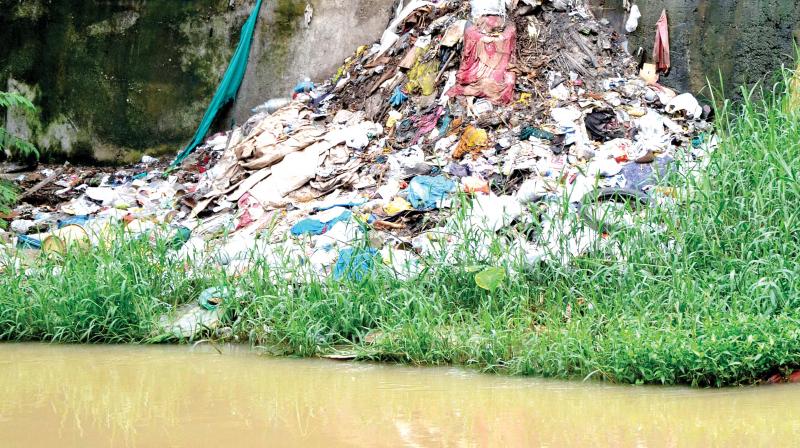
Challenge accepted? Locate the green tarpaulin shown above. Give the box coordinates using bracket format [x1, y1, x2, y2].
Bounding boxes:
[171, 0, 263, 168]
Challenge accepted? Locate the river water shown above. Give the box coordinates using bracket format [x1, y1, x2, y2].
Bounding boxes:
[1, 344, 798, 447]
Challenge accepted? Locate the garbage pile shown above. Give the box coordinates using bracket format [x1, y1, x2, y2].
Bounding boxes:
[3, 0, 716, 283]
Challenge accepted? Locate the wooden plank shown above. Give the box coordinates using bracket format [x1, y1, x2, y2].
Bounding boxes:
[19, 168, 63, 199]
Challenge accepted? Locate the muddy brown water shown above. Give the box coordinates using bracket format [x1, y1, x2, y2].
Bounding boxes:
[1, 344, 798, 447]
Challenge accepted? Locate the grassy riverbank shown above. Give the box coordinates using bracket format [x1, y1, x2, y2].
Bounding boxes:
[2, 84, 799, 387]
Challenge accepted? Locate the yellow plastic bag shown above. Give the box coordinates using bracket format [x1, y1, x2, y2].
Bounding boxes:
[386, 111, 403, 129]
[406, 59, 440, 96]
[516, 92, 532, 106]
[333, 46, 368, 83]
[384, 197, 413, 215]
[786, 61, 800, 113]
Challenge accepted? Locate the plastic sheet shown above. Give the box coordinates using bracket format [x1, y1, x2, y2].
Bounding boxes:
[171, 0, 263, 168]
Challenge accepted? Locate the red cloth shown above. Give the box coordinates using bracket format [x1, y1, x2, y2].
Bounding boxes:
[653, 10, 670, 73]
[447, 16, 517, 105]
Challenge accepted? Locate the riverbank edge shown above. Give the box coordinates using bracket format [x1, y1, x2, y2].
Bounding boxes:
[3, 80, 800, 388]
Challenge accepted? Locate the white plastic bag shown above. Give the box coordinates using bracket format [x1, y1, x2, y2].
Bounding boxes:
[625, 5, 641, 33]
[666, 93, 703, 119]
[470, 0, 505, 18]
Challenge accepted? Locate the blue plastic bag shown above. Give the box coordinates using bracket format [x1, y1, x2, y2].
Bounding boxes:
[389, 87, 408, 107]
[57, 215, 90, 229]
[406, 176, 456, 210]
[293, 80, 315, 94]
[333, 248, 378, 282]
[291, 210, 353, 236]
[17, 235, 42, 250]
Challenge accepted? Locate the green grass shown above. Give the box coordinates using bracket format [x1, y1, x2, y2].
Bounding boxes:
[1, 78, 799, 387]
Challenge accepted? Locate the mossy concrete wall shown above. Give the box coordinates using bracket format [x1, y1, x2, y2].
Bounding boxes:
[0, 0, 394, 162]
[590, 0, 800, 95]
[233, 0, 396, 124]
[4, 0, 798, 162]
[1, 0, 241, 161]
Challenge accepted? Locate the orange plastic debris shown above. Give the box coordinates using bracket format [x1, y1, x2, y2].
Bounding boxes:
[453, 126, 489, 160]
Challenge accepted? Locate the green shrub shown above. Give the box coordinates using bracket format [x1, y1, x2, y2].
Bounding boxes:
[0, 91, 39, 224]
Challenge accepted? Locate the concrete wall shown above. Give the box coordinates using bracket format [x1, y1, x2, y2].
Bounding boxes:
[0, 0, 395, 162]
[589, 0, 800, 95]
[4, 0, 799, 162]
[234, 0, 396, 124]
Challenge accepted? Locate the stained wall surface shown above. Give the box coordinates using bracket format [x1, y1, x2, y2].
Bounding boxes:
[590, 0, 800, 94]
[0, 0, 395, 161]
[2, 0, 799, 160]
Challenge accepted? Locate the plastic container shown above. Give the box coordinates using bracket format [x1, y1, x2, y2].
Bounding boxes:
[42, 225, 90, 255]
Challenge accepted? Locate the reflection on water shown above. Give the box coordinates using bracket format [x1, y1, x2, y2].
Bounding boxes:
[0, 344, 798, 447]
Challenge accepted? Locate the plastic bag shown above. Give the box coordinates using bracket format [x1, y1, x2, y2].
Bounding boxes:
[406, 176, 456, 210]
[665, 93, 703, 119]
[333, 248, 378, 282]
[786, 61, 800, 113]
[384, 197, 413, 215]
[625, 5, 641, 33]
[406, 59, 440, 96]
[453, 126, 489, 160]
[470, 0, 505, 18]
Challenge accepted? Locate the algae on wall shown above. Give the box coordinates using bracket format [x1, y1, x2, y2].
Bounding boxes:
[0, 0, 396, 162]
[0, 0, 247, 162]
[590, 0, 800, 95]
[689, 0, 800, 91]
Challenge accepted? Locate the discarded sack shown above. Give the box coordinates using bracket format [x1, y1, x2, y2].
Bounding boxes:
[448, 16, 517, 105]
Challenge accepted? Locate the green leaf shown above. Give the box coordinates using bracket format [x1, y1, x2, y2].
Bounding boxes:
[0, 126, 39, 159]
[464, 265, 484, 273]
[0, 91, 36, 114]
[475, 267, 506, 291]
[0, 91, 39, 160]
